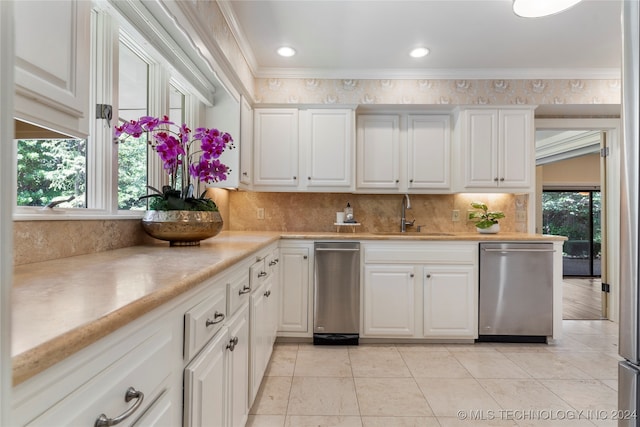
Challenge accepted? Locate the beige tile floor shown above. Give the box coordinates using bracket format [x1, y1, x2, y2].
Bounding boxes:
[247, 320, 621, 427]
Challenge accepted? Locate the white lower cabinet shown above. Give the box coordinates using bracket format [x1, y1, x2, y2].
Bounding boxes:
[13, 316, 181, 427]
[249, 266, 278, 403]
[278, 243, 312, 336]
[423, 265, 477, 339]
[183, 303, 250, 427]
[362, 242, 478, 339]
[363, 265, 417, 337]
[183, 326, 229, 427]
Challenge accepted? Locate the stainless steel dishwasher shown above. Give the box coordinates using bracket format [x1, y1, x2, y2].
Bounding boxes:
[479, 242, 554, 342]
[314, 242, 360, 345]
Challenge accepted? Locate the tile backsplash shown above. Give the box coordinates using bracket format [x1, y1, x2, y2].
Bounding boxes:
[13, 191, 528, 265]
[225, 191, 528, 234]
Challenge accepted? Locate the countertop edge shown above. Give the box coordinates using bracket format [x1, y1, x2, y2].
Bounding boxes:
[11, 231, 564, 385]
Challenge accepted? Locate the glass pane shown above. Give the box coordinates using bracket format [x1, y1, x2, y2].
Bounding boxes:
[592, 191, 602, 276]
[118, 42, 149, 210]
[169, 84, 186, 192]
[542, 191, 600, 277]
[16, 137, 87, 208]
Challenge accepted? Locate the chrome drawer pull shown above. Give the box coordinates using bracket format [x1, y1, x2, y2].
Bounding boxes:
[264, 290, 271, 297]
[206, 311, 225, 326]
[258, 271, 267, 277]
[269, 260, 277, 266]
[95, 387, 144, 427]
[238, 285, 251, 295]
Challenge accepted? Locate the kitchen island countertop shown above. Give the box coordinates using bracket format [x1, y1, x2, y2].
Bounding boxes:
[12, 230, 565, 385]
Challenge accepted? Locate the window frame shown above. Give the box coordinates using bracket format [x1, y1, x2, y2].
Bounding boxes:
[13, 4, 210, 221]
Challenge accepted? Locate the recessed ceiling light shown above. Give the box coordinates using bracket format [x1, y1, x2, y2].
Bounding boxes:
[513, 0, 583, 18]
[409, 47, 430, 58]
[277, 46, 296, 57]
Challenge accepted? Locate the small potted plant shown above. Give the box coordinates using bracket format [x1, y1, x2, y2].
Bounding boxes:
[468, 201, 505, 234]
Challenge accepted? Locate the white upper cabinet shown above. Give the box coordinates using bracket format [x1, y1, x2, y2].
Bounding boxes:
[253, 108, 355, 191]
[14, 0, 91, 138]
[407, 115, 451, 190]
[458, 107, 534, 192]
[356, 114, 452, 193]
[253, 108, 300, 188]
[302, 109, 354, 190]
[356, 115, 401, 191]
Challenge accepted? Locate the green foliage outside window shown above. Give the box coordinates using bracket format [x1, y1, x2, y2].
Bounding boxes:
[17, 139, 86, 208]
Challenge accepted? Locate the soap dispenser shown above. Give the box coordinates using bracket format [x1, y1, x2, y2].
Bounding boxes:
[344, 202, 354, 223]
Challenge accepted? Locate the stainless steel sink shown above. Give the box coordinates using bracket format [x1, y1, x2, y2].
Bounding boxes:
[372, 231, 454, 236]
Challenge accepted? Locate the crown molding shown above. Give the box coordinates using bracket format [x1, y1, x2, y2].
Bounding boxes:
[217, 0, 259, 77]
[252, 67, 621, 81]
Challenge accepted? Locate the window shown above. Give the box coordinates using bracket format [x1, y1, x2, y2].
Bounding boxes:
[13, 6, 214, 219]
[542, 190, 601, 277]
[16, 131, 87, 208]
[117, 41, 149, 211]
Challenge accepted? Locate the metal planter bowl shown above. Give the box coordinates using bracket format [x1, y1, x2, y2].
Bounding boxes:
[141, 210, 223, 246]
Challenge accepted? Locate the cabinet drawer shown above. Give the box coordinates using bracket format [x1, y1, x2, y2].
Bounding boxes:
[25, 330, 172, 426]
[364, 243, 476, 264]
[184, 286, 227, 361]
[227, 268, 252, 317]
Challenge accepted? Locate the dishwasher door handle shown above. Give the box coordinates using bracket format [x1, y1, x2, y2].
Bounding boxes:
[315, 248, 360, 252]
[482, 248, 556, 253]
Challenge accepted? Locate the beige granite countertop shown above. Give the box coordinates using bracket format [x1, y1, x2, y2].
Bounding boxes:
[11, 230, 565, 385]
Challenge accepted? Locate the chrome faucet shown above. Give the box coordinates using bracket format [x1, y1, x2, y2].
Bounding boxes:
[400, 194, 415, 232]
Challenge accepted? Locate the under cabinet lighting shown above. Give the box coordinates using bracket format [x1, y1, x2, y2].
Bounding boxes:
[513, 0, 583, 17]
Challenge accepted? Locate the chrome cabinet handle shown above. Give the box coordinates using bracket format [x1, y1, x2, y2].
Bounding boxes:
[227, 336, 239, 351]
[258, 271, 267, 278]
[206, 311, 225, 326]
[238, 285, 251, 295]
[269, 260, 277, 266]
[95, 387, 144, 427]
[264, 290, 271, 297]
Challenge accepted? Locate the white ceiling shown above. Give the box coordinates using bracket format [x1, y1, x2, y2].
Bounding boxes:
[219, 0, 622, 80]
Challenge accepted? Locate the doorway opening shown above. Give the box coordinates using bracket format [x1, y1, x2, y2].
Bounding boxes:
[542, 189, 604, 320]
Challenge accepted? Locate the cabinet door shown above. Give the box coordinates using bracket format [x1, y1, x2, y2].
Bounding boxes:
[303, 109, 354, 189]
[363, 265, 416, 337]
[356, 115, 400, 190]
[249, 286, 268, 403]
[228, 305, 250, 427]
[239, 97, 254, 186]
[463, 109, 499, 189]
[14, 0, 90, 137]
[184, 328, 229, 427]
[498, 109, 532, 188]
[407, 115, 451, 190]
[253, 109, 299, 187]
[423, 265, 477, 339]
[278, 246, 310, 333]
